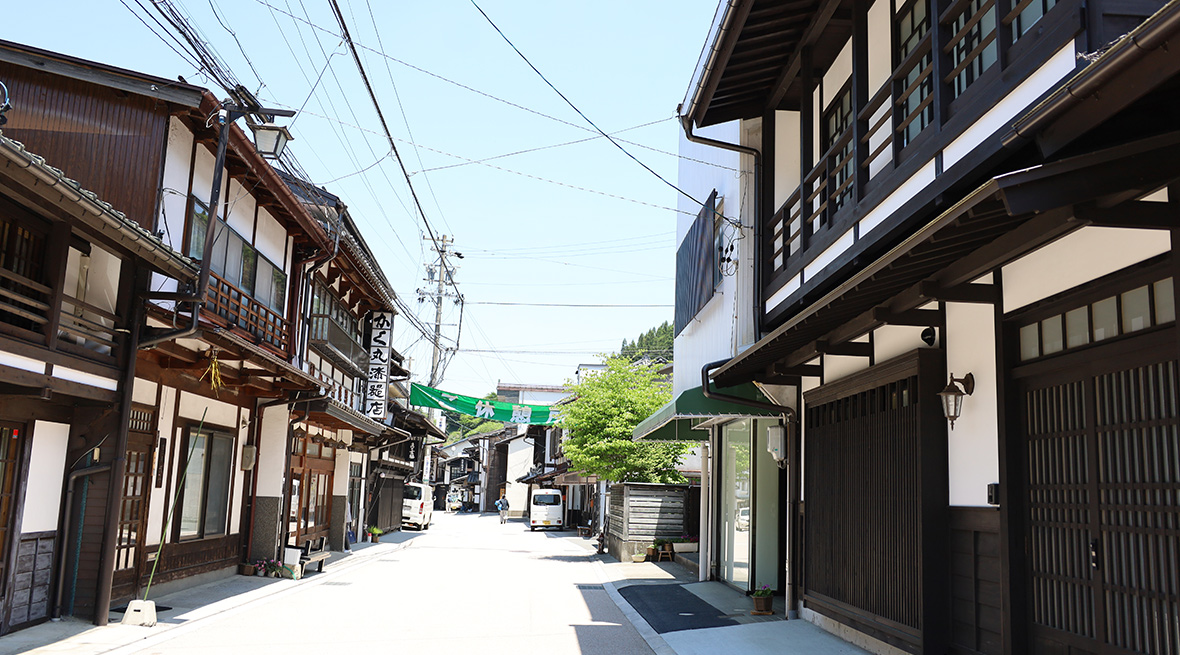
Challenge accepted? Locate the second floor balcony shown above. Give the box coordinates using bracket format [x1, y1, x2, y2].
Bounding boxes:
[308, 313, 368, 376]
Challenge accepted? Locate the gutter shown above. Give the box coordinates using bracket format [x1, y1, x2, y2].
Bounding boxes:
[682, 0, 744, 126]
[701, 359, 796, 420]
[1003, 0, 1180, 147]
[679, 114, 765, 339]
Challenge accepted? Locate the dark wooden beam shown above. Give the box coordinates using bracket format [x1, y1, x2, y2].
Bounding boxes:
[872, 307, 944, 326]
[816, 338, 873, 357]
[918, 281, 1001, 304]
[1075, 201, 1177, 230]
[765, 0, 846, 111]
[768, 361, 823, 377]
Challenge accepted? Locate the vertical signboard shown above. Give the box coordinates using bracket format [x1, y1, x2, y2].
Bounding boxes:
[365, 312, 393, 420]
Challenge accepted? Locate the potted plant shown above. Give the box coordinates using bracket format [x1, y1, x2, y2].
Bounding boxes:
[631, 551, 648, 562]
[751, 584, 773, 613]
[645, 543, 658, 558]
[672, 535, 699, 553]
[367, 526, 383, 543]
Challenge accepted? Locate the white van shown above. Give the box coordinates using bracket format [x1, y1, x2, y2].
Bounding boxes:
[402, 482, 433, 530]
[528, 489, 564, 531]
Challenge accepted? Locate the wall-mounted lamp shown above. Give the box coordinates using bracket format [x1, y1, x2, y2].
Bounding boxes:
[938, 372, 975, 430]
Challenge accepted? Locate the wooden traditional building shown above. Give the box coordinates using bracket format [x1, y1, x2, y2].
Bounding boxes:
[678, 0, 1180, 653]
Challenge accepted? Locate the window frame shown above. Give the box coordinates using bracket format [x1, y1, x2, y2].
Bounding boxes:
[175, 424, 236, 542]
[186, 196, 287, 314]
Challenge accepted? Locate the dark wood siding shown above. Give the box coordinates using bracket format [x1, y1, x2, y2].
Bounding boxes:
[1015, 328, 1180, 655]
[803, 348, 948, 654]
[949, 508, 1003, 655]
[0, 64, 170, 230]
[607, 483, 687, 542]
[8, 532, 55, 629]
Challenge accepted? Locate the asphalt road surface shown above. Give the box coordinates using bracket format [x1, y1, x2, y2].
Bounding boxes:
[128, 512, 655, 655]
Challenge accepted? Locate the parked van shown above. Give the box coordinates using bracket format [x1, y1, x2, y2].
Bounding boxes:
[402, 482, 433, 530]
[529, 488, 564, 531]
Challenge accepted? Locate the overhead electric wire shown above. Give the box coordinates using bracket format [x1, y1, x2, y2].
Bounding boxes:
[469, 0, 706, 210]
[247, 0, 738, 173]
[466, 302, 672, 308]
[327, 0, 462, 305]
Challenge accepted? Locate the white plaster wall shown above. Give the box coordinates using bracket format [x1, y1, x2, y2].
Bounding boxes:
[774, 111, 801, 209]
[946, 303, 999, 506]
[229, 408, 248, 534]
[674, 120, 748, 396]
[132, 378, 158, 405]
[867, 0, 891, 94]
[255, 401, 289, 496]
[0, 351, 45, 374]
[874, 325, 935, 362]
[333, 450, 349, 495]
[823, 38, 853, 107]
[22, 421, 69, 533]
[505, 438, 532, 510]
[823, 354, 871, 384]
[224, 178, 255, 239]
[1002, 227, 1169, 312]
[178, 389, 237, 427]
[254, 207, 287, 273]
[944, 44, 1078, 169]
[146, 385, 178, 545]
[191, 144, 220, 210]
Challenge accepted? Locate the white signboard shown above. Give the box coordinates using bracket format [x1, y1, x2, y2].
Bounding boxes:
[365, 312, 394, 419]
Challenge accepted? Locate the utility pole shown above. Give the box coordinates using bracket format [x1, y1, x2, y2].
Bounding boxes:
[417, 235, 462, 483]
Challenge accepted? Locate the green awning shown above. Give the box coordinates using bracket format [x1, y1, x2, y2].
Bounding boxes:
[632, 383, 782, 442]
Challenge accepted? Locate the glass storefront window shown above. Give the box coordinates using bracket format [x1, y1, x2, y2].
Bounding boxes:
[720, 420, 751, 588]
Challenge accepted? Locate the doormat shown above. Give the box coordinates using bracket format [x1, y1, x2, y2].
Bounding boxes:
[617, 584, 739, 634]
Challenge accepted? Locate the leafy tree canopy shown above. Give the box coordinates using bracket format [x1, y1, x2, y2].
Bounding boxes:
[619, 320, 673, 363]
[560, 356, 686, 483]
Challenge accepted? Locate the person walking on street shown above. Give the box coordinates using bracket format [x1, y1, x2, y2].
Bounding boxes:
[496, 495, 510, 524]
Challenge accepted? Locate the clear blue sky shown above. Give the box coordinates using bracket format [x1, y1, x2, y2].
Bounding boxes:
[1, 0, 719, 397]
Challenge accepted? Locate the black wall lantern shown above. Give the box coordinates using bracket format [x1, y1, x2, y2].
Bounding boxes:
[938, 372, 975, 429]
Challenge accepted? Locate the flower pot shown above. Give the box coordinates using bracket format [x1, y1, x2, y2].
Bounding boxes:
[370, 532, 381, 543]
[672, 542, 697, 553]
[254, 569, 265, 577]
[631, 553, 648, 563]
[752, 595, 773, 613]
[645, 547, 657, 557]
[238, 563, 256, 576]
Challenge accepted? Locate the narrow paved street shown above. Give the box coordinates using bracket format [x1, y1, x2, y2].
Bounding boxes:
[126, 513, 655, 655]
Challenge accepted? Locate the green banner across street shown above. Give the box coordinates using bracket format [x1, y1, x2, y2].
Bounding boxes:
[409, 383, 561, 425]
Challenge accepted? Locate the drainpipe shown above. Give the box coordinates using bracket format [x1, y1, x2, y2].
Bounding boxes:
[679, 115, 765, 339]
[699, 439, 710, 583]
[52, 463, 111, 620]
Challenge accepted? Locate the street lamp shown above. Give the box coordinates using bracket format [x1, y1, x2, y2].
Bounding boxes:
[196, 101, 296, 301]
[248, 121, 294, 160]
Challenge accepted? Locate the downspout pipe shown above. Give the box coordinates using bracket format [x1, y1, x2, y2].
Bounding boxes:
[52, 463, 111, 620]
[679, 115, 766, 339]
[701, 359, 796, 420]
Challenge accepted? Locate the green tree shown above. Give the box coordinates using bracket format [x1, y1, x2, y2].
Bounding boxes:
[560, 356, 686, 482]
[619, 321, 673, 362]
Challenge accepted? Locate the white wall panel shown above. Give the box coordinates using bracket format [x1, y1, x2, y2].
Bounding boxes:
[859, 160, 937, 237]
[1002, 227, 1169, 312]
[254, 206, 286, 272]
[804, 228, 856, 280]
[944, 44, 1077, 168]
[823, 38, 853, 107]
[874, 325, 933, 362]
[867, 0, 891, 93]
[946, 303, 998, 506]
[774, 111, 801, 209]
[22, 421, 69, 533]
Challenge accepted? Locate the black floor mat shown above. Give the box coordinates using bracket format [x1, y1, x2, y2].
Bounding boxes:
[617, 584, 739, 634]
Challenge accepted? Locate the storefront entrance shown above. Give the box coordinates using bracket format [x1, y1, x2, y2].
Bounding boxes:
[1017, 329, 1180, 654]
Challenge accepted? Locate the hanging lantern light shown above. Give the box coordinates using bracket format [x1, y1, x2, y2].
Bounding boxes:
[938, 372, 975, 430]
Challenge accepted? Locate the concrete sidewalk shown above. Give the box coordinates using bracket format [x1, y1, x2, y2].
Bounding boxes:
[0, 536, 412, 655]
[585, 542, 870, 655]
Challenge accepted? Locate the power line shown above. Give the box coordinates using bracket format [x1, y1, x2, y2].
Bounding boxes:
[327, 0, 461, 303]
[470, 0, 705, 210]
[466, 302, 672, 308]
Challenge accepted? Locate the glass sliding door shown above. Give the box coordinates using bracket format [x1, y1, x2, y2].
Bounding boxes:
[719, 420, 751, 588]
[753, 419, 780, 592]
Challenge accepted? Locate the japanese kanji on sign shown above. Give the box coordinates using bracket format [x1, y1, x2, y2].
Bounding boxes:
[409, 383, 562, 425]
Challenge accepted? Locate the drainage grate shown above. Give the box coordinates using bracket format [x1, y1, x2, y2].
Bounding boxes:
[575, 584, 604, 590]
[321, 581, 351, 586]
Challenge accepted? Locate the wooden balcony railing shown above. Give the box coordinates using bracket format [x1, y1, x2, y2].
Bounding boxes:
[0, 266, 123, 366]
[308, 313, 368, 375]
[309, 362, 359, 411]
[205, 273, 287, 351]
